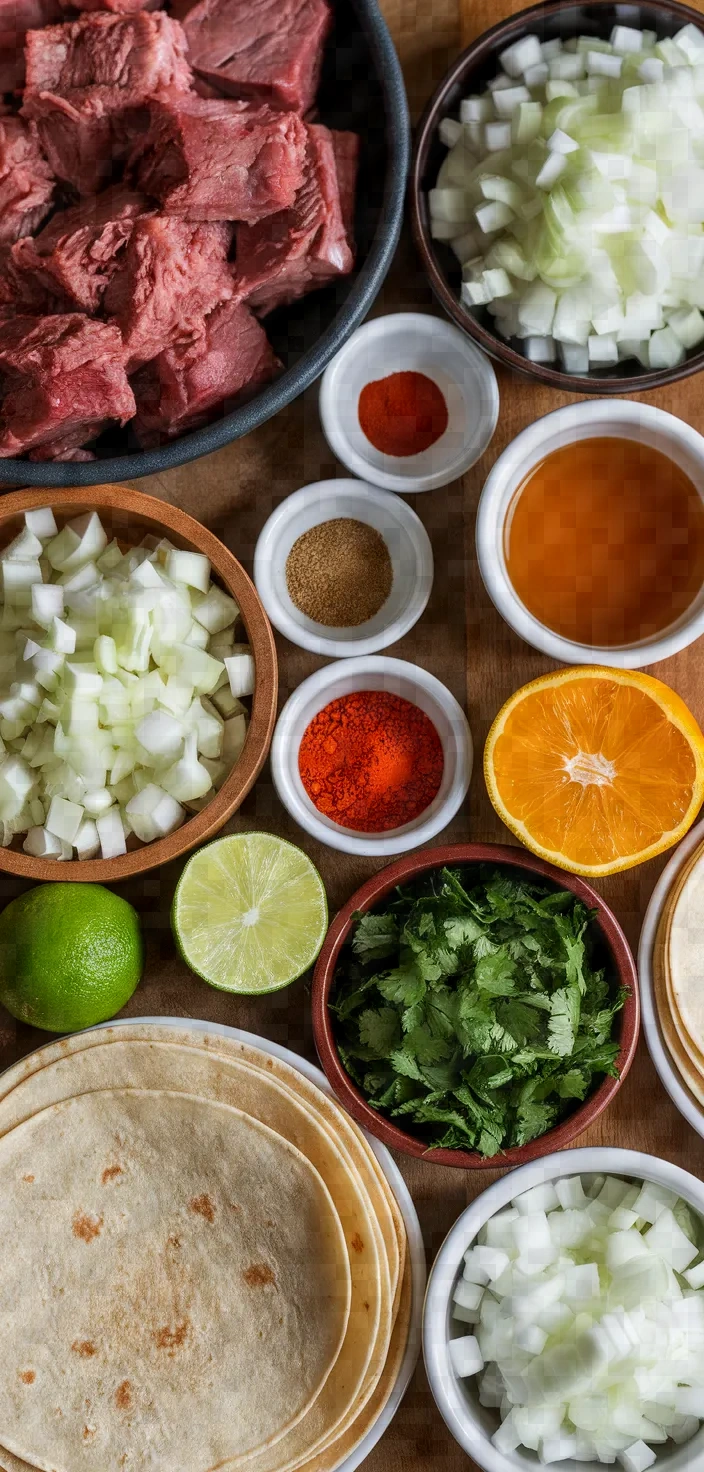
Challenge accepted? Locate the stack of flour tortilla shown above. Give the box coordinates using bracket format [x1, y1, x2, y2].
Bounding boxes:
[0, 1024, 409, 1472]
[654, 845, 704, 1113]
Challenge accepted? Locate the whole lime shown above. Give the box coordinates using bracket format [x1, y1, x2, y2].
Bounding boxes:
[0, 883, 144, 1033]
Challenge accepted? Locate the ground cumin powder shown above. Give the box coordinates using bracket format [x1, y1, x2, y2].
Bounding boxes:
[285, 517, 393, 628]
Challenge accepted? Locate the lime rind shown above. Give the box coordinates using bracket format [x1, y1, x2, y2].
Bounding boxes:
[173, 833, 328, 994]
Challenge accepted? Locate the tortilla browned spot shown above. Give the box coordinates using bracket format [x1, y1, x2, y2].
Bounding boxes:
[153, 1320, 191, 1353]
[72, 1212, 102, 1242]
[101, 1165, 122, 1185]
[114, 1381, 132, 1412]
[189, 1193, 215, 1222]
[71, 1342, 96, 1358]
[242, 1263, 276, 1288]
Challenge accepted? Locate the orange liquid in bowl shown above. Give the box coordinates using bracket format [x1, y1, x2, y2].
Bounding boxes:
[503, 437, 704, 647]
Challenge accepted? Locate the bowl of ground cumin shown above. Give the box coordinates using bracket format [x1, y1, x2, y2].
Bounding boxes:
[253, 478, 434, 656]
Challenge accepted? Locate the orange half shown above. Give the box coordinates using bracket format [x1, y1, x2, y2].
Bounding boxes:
[484, 667, 704, 878]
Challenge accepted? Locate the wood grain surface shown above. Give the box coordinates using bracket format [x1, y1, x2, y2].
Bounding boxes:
[0, 0, 703, 1468]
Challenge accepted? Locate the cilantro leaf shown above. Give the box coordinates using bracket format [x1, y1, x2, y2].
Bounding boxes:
[548, 985, 581, 1057]
[358, 1007, 400, 1057]
[352, 912, 399, 961]
[474, 946, 517, 995]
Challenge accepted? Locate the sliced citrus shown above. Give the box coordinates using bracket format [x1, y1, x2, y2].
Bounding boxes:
[484, 667, 704, 877]
[173, 833, 328, 994]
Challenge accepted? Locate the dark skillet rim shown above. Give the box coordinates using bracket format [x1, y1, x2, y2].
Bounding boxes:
[0, 0, 410, 486]
[410, 0, 704, 396]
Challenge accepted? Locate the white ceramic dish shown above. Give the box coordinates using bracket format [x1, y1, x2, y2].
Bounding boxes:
[423, 1145, 704, 1472]
[253, 478, 434, 658]
[638, 817, 704, 1144]
[5, 1016, 425, 1472]
[476, 400, 704, 668]
[270, 654, 473, 856]
[319, 312, 499, 493]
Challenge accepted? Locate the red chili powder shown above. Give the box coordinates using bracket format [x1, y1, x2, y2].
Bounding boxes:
[298, 691, 444, 833]
[358, 371, 448, 457]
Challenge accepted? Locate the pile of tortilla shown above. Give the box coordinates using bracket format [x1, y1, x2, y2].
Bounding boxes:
[654, 845, 704, 1111]
[0, 1024, 409, 1472]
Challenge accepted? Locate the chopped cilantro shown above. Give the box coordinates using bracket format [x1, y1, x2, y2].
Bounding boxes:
[330, 865, 627, 1158]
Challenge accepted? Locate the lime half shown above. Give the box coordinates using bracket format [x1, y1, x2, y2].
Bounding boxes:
[172, 833, 328, 994]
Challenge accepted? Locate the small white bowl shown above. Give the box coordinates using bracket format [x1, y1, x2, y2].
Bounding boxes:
[253, 479, 433, 658]
[639, 816, 704, 1145]
[270, 655, 472, 856]
[476, 399, 704, 669]
[319, 312, 499, 493]
[424, 1146, 704, 1472]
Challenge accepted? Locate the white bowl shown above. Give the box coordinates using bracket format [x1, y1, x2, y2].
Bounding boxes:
[319, 312, 499, 493]
[253, 479, 433, 658]
[639, 816, 704, 1145]
[476, 400, 704, 669]
[270, 654, 472, 856]
[423, 1146, 704, 1472]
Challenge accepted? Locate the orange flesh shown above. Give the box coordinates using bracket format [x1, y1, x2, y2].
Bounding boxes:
[504, 438, 704, 647]
[490, 677, 699, 869]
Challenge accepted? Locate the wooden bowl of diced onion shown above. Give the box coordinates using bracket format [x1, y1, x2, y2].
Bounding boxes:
[0, 486, 278, 882]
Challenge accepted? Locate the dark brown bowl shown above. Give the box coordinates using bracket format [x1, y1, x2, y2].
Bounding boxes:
[312, 842, 640, 1169]
[411, 0, 704, 395]
[0, 486, 278, 882]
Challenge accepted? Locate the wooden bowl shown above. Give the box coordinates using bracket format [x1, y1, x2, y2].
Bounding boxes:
[410, 0, 704, 396]
[0, 485, 278, 882]
[312, 843, 640, 1170]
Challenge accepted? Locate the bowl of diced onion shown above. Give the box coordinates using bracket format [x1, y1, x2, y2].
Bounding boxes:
[424, 1146, 704, 1472]
[411, 0, 704, 392]
[0, 486, 277, 881]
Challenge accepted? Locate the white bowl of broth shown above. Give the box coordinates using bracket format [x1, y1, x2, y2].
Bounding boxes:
[476, 400, 704, 668]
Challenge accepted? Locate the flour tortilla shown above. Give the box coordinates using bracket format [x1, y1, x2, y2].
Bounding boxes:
[0, 1089, 350, 1472]
[0, 1040, 389, 1472]
[0, 1027, 409, 1472]
[667, 846, 704, 1076]
[0, 1025, 404, 1316]
[653, 906, 704, 1109]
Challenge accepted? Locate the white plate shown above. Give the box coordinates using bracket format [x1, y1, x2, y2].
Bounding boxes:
[638, 818, 704, 1142]
[7, 1015, 425, 1472]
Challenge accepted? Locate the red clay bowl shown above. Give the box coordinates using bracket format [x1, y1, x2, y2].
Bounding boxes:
[312, 842, 640, 1169]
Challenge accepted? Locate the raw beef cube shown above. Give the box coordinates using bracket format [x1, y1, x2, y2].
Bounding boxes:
[331, 128, 358, 239]
[105, 214, 234, 370]
[132, 298, 280, 442]
[0, 115, 54, 244]
[234, 123, 357, 315]
[60, 0, 162, 12]
[0, 0, 62, 95]
[0, 244, 48, 310]
[182, 0, 331, 113]
[22, 12, 192, 193]
[0, 313, 135, 456]
[134, 94, 307, 222]
[12, 186, 148, 311]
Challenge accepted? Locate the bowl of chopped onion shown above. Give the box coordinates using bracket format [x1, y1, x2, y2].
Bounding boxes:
[411, 0, 704, 391]
[424, 1146, 704, 1472]
[0, 486, 277, 881]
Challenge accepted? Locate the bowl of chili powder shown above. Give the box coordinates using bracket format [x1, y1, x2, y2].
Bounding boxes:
[319, 313, 499, 493]
[270, 655, 473, 856]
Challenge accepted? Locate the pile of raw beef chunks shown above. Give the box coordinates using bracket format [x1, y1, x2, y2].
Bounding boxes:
[0, 0, 359, 459]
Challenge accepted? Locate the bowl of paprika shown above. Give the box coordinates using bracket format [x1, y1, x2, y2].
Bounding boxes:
[270, 655, 473, 856]
[318, 313, 500, 493]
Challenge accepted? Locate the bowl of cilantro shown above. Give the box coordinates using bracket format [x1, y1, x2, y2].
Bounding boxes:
[312, 843, 639, 1167]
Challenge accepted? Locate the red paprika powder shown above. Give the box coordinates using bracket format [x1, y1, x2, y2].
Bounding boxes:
[358, 371, 448, 457]
[298, 690, 444, 832]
